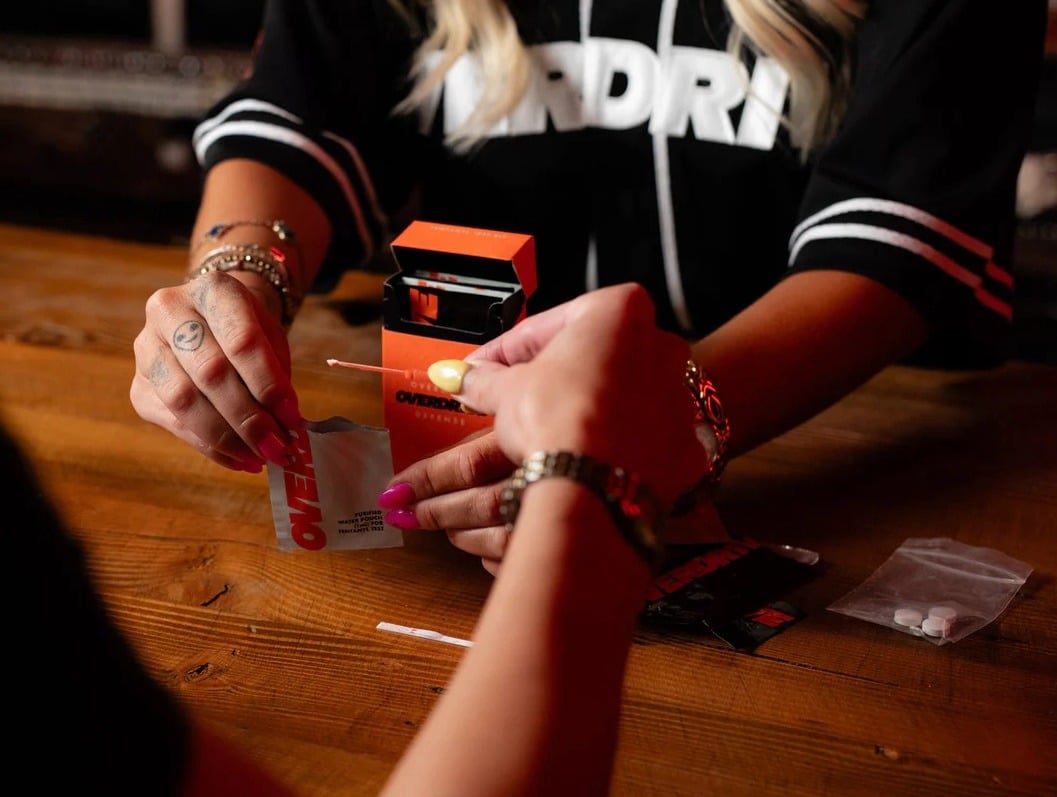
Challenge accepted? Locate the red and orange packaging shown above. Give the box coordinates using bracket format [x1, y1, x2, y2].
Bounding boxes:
[382, 221, 537, 472]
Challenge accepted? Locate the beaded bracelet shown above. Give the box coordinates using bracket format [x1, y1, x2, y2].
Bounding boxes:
[187, 243, 301, 327]
[500, 450, 666, 572]
[192, 219, 304, 295]
[684, 359, 731, 483]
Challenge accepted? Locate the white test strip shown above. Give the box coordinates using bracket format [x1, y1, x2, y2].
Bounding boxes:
[410, 270, 515, 290]
[376, 621, 474, 648]
[401, 275, 512, 299]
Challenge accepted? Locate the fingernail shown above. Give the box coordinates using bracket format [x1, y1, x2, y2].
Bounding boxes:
[275, 397, 302, 437]
[459, 402, 484, 416]
[378, 482, 416, 509]
[427, 359, 471, 394]
[384, 508, 420, 530]
[238, 457, 265, 474]
[258, 433, 294, 468]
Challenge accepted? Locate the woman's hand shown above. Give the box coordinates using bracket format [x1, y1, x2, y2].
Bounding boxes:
[129, 271, 303, 472]
[380, 429, 516, 573]
[379, 283, 711, 573]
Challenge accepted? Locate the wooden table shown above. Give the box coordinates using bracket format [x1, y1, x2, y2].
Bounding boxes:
[2, 222, 1055, 796]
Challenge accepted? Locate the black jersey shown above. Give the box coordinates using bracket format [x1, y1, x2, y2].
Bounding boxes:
[193, 0, 1046, 364]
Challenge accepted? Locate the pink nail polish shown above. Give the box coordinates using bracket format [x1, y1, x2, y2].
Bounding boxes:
[384, 508, 419, 530]
[378, 482, 416, 508]
[239, 458, 265, 474]
[257, 433, 292, 467]
[275, 397, 302, 436]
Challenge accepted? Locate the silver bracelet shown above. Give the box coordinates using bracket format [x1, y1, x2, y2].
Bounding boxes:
[500, 450, 666, 571]
[192, 219, 304, 295]
[187, 244, 301, 327]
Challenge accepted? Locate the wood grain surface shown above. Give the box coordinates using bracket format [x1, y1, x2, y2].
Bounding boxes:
[1, 222, 1055, 796]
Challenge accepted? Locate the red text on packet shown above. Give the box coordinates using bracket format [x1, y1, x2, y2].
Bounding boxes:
[284, 427, 326, 550]
[645, 538, 760, 602]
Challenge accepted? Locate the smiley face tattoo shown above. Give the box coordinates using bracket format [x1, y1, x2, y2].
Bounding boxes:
[173, 320, 205, 352]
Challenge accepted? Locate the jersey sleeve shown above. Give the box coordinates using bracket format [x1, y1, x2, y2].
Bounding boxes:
[192, 0, 423, 291]
[787, 0, 1048, 366]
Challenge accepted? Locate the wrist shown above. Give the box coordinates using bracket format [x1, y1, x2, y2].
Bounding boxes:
[225, 268, 286, 321]
[192, 219, 305, 291]
[511, 479, 656, 589]
[500, 450, 666, 573]
[186, 242, 302, 327]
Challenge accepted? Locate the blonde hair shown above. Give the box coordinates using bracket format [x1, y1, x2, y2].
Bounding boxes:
[395, 0, 865, 154]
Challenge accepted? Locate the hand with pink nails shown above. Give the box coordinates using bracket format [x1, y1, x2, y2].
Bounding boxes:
[130, 273, 304, 473]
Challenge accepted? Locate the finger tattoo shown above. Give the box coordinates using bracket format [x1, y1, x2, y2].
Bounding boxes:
[149, 354, 169, 385]
[173, 320, 205, 351]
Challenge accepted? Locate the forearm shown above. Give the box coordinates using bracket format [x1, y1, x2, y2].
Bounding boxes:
[189, 159, 332, 322]
[693, 270, 929, 457]
[381, 479, 652, 797]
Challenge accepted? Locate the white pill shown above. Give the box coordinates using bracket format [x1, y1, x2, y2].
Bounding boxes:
[921, 616, 950, 638]
[894, 608, 924, 627]
[929, 606, 958, 622]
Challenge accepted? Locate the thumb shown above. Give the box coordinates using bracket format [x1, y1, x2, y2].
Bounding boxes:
[426, 359, 510, 416]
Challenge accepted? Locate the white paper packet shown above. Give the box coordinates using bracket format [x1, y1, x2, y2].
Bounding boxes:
[266, 416, 404, 552]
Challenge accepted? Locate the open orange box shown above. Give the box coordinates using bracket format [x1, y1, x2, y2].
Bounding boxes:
[382, 221, 537, 472]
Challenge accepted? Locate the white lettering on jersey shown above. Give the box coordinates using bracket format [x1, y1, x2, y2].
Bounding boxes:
[423, 40, 789, 150]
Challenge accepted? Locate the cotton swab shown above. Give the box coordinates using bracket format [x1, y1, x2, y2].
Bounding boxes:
[325, 358, 421, 380]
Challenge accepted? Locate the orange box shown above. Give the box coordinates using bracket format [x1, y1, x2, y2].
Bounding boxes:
[382, 221, 537, 472]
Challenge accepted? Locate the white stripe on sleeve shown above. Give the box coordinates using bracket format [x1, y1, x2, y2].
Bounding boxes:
[194, 119, 373, 256]
[789, 221, 1012, 320]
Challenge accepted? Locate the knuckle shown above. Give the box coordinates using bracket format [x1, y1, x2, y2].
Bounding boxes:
[416, 502, 445, 530]
[128, 377, 147, 414]
[471, 483, 505, 526]
[254, 380, 288, 409]
[213, 427, 248, 458]
[158, 376, 198, 415]
[221, 323, 264, 361]
[454, 442, 498, 486]
[188, 270, 225, 296]
[445, 526, 510, 560]
[193, 349, 233, 390]
[232, 408, 266, 438]
[486, 526, 510, 559]
[144, 285, 186, 317]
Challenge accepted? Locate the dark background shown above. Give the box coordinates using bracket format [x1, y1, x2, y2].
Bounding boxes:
[0, 2, 263, 244]
[0, 2, 1054, 361]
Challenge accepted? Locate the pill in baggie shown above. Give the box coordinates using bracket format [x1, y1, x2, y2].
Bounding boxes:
[929, 606, 958, 622]
[921, 616, 950, 638]
[894, 608, 924, 627]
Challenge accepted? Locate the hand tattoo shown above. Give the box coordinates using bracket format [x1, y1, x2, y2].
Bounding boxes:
[173, 320, 205, 351]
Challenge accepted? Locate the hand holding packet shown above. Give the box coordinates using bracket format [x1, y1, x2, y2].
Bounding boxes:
[266, 417, 403, 552]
